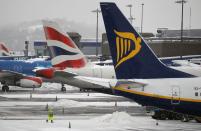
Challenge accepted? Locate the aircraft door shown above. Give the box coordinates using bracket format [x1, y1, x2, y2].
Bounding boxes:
[171, 86, 180, 105]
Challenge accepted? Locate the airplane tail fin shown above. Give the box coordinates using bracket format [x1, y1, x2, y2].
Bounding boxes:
[42, 20, 87, 70]
[100, 2, 194, 79]
[0, 42, 10, 56]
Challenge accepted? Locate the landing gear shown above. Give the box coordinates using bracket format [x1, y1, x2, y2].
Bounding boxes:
[181, 115, 190, 122]
[61, 83, 66, 92]
[61, 86, 66, 92]
[1, 81, 9, 92]
[152, 109, 168, 120]
[195, 117, 201, 123]
[2, 85, 9, 92]
[151, 108, 199, 123]
[152, 109, 182, 120]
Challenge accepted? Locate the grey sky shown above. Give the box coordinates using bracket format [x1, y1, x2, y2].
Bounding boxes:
[0, 0, 201, 33]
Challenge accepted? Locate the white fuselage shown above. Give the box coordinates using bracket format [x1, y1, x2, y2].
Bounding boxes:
[64, 63, 116, 79]
[77, 76, 201, 116]
[116, 78, 201, 100]
[111, 77, 201, 116]
[64, 63, 201, 79]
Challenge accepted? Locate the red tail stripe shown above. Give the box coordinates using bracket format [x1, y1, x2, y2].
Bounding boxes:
[44, 26, 76, 48]
[0, 43, 10, 53]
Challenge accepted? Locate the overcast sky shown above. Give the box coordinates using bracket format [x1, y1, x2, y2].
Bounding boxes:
[0, 0, 201, 33]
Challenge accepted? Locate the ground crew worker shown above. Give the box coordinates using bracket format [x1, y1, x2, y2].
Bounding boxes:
[46, 107, 54, 123]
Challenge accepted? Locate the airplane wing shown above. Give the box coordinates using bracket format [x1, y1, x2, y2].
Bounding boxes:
[0, 70, 24, 86]
[54, 70, 77, 78]
[52, 70, 147, 95]
[74, 76, 112, 88]
[76, 76, 147, 91]
[0, 70, 24, 79]
[51, 71, 113, 94]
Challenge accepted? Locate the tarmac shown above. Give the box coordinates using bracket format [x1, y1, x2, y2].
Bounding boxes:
[0, 84, 200, 131]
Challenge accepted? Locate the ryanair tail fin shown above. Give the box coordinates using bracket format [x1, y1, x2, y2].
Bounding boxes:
[100, 2, 194, 79]
[42, 20, 87, 69]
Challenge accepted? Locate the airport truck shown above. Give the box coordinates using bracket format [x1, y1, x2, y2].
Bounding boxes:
[147, 107, 201, 122]
[151, 108, 182, 120]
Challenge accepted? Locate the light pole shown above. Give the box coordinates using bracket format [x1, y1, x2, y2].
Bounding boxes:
[175, 0, 187, 43]
[188, 7, 191, 37]
[141, 3, 144, 34]
[126, 4, 134, 24]
[92, 8, 101, 56]
[175, 0, 187, 58]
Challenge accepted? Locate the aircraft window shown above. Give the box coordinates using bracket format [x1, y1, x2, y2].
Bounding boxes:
[195, 92, 198, 96]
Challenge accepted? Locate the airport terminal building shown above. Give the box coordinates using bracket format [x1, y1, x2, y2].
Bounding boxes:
[102, 29, 201, 59]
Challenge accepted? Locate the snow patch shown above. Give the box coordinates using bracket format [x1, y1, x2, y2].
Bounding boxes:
[41, 83, 62, 90]
[50, 99, 86, 108]
[92, 111, 134, 125]
[42, 83, 78, 91]
[24, 58, 47, 63]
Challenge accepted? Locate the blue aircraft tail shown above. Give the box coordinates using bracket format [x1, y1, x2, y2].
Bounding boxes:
[100, 2, 194, 79]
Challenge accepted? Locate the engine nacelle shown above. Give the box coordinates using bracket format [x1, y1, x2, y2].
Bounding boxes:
[16, 76, 43, 88]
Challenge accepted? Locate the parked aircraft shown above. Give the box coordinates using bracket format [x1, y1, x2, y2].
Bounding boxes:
[43, 3, 201, 120]
[41, 20, 201, 83]
[40, 20, 116, 79]
[0, 21, 105, 92]
[0, 42, 35, 60]
[0, 42, 10, 56]
[0, 58, 52, 91]
[39, 20, 115, 93]
[0, 20, 200, 92]
[98, 2, 201, 119]
[0, 39, 89, 92]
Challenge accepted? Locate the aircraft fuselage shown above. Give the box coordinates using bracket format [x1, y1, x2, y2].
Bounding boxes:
[112, 78, 201, 116]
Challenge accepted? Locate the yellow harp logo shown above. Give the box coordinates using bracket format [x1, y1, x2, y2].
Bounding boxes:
[114, 30, 142, 68]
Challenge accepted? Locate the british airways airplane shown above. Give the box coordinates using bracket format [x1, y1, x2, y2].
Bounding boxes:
[0, 37, 90, 92]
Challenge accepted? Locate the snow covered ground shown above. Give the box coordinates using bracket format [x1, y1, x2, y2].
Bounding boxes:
[0, 92, 117, 99]
[0, 83, 201, 131]
[1, 112, 201, 131]
[0, 100, 140, 108]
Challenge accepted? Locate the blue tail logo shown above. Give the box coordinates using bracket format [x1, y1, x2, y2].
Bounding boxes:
[114, 30, 141, 68]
